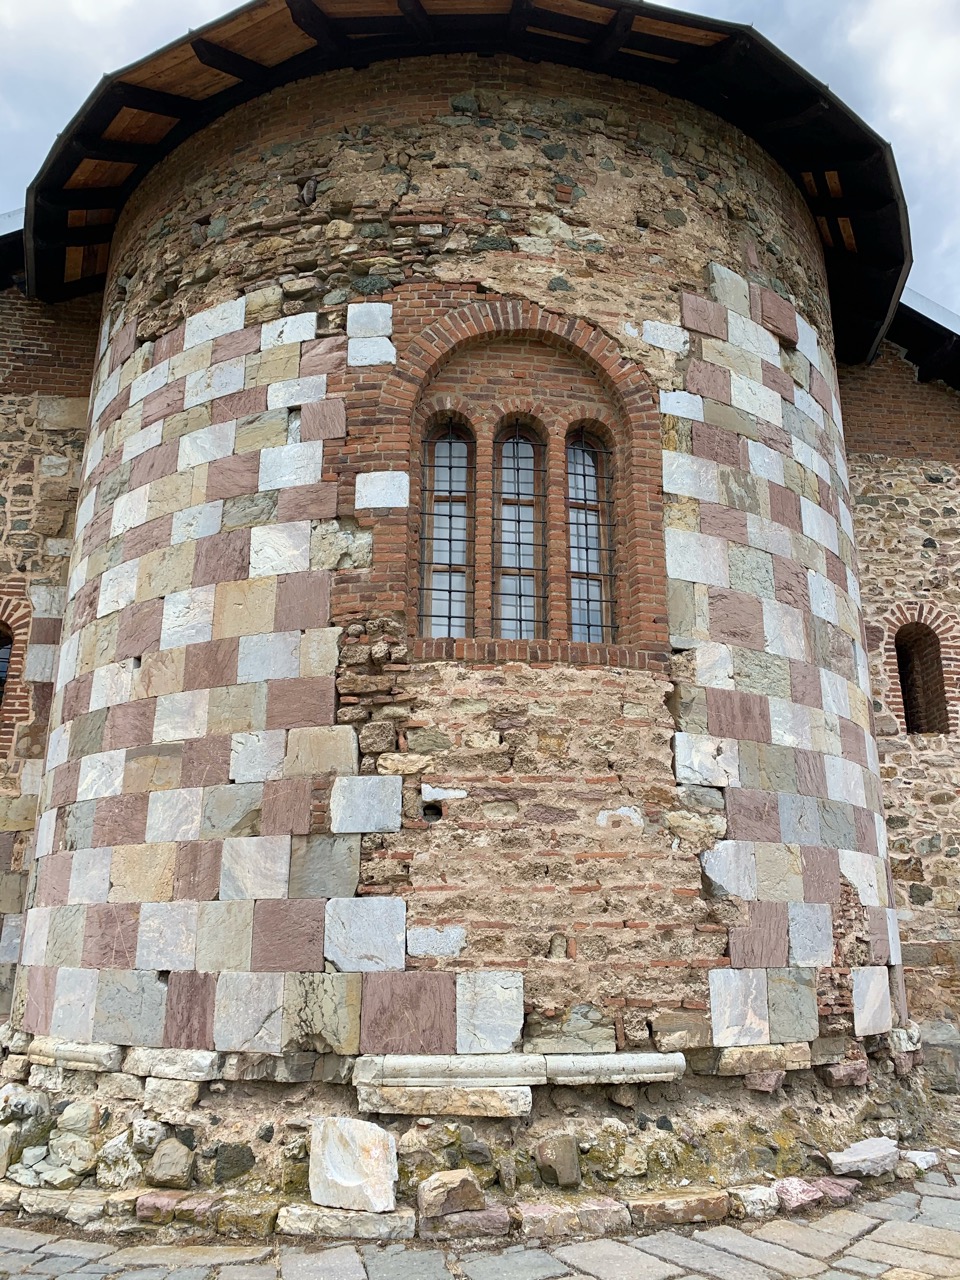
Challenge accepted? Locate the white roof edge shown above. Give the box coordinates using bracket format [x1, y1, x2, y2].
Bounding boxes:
[0, 208, 24, 237]
[901, 286, 960, 339]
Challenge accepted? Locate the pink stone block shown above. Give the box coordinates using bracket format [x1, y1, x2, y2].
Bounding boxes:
[116, 599, 164, 660]
[686, 359, 731, 404]
[141, 378, 185, 428]
[768, 483, 801, 532]
[251, 898, 325, 971]
[809, 365, 833, 412]
[276, 482, 338, 522]
[680, 293, 727, 340]
[103, 699, 157, 751]
[180, 736, 232, 788]
[692, 421, 739, 469]
[800, 846, 840, 903]
[212, 325, 261, 364]
[211, 386, 268, 424]
[705, 687, 771, 743]
[23, 966, 56, 1035]
[759, 288, 799, 346]
[36, 853, 72, 908]
[265, 677, 335, 730]
[206, 453, 260, 502]
[700, 502, 749, 545]
[762, 359, 794, 403]
[82, 903, 140, 969]
[274, 571, 330, 631]
[359, 971, 457, 1054]
[729, 900, 788, 968]
[154, 323, 185, 364]
[261, 777, 312, 836]
[725, 788, 781, 842]
[775, 1177, 822, 1212]
[109, 319, 138, 372]
[193, 529, 251, 587]
[92, 793, 149, 847]
[173, 841, 222, 901]
[300, 335, 347, 376]
[129, 441, 179, 489]
[790, 661, 823, 710]
[707, 587, 765, 649]
[772, 556, 807, 610]
[123, 513, 174, 561]
[50, 760, 80, 809]
[163, 971, 216, 1049]
[183, 637, 240, 691]
[853, 806, 879, 857]
[301, 398, 346, 440]
[794, 750, 828, 799]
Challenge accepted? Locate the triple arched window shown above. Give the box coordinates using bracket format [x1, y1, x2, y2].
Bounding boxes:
[418, 416, 615, 642]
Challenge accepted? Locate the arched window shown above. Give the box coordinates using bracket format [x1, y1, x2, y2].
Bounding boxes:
[895, 622, 949, 733]
[419, 420, 475, 638]
[0, 627, 12, 707]
[493, 422, 546, 640]
[566, 428, 615, 643]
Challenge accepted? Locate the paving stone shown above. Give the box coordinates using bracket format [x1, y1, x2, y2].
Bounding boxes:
[854, 1200, 918, 1221]
[755, 1222, 843, 1260]
[36, 1243, 115, 1260]
[697, 1225, 826, 1277]
[0, 1230, 53, 1252]
[280, 1246, 365, 1280]
[918, 1183, 960, 1201]
[631, 1232, 772, 1279]
[220, 1268, 277, 1280]
[553, 1239, 683, 1278]
[917, 1198, 960, 1230]
[359, 1243, 449, 1280]
[872, 1218, 960, 1258]
[813, 1211, 878, 1242]
[829, 1263, 886, 1278]
[847, 1236, 959, 1276]
[459, 1249, 571, 1280]
[107, 1246, 271, 1266]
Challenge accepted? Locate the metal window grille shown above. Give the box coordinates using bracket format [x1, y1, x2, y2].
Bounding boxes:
[493, 423, 547, 640]
[566, 429, 615, 643]
[419, 423, 475, 638]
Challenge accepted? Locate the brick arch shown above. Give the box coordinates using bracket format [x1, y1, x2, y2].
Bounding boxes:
[881, 601, 960, 735]
[371, 295, 666, 663]
[0, 585, 34, 759]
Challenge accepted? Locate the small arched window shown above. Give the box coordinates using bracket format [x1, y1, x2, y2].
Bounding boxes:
[895, 622, 949, 733]
[566, 428, 615, 643]
[493, 422, 546, 640]
[419, 420, 475, 638]
[0, 627, 12, 708]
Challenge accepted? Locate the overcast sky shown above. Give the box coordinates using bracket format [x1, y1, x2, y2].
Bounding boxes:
[1, 0, 957, 310]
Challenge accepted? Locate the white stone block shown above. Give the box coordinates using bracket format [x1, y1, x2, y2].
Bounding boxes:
[709, 968, 769, 1047]
[544, 1052, 685, 1085]
[827, 1136, 898, 1177]
[695, 642, 734, 689]
[123, 1047, 221, 1080]
[45, 723, 70, 771]
[407, 925, 466, 957]
[456, 972, 524, 1054]
[75, 488, 97, 534]
[183, 298, 246, 350]
[642, 321, 688, 353]
[0, 915, 22, 965]
[852, 967, 892, 1037]
[347, 303, 393, 338]
[309, 1117, 397, 1213]
[819, 668, 850, 719]
[330, 775, 403, 833]
[51, 968, 98, 1042]
[129, 359, 170, 407]
[795, 313, 821, 369]
[746, 440, 785, 485]
[92, 366, 121, 424]
[261, 312, 317, 348]
[768, 698, 812, 750]
[800, 496, 839, 555]
[20, 907, 51, 966]
[67, 848, 112, 905]
[807, 570, 838, 624]
[700, 842, 757, 900]
[324, 898, 405, 972]
[171, 501, 223, 545]
[219, 835, 291, 899]
[788, 902, 833, 967]
[110, 485, 150, 538]
[728, 310, 780, 363]
[154, 689, 209, 743]
[122, 421, 163, 463]
[707, 263, 750, 316]
[145, 788, 203, 843]
[659, 389, 703, 421]
[24, 645, 57, 683]
[34, 810, 56, 860]
[353, 1053, 546, 1087]
[237, 631, 300, 683]
[249, 522, 311, 577]
[267, 376, 327, 409]
[792, 438, 831, 483]
[824, 754, 865, 809]
[77, 750, 126, 801]
[355, 471, 410, 509]
[177, 420, 237, 468]
[356, 1085, 531, 1118]
[762, 599, 807, 661]
[214, 972, 283, 1053]
[89, 660, 135, 712]
[674, 733, 739, 787]
[67, 556, 89, 602]
[887, 909, 903, 966]
[259, 441, 324, 491]
[97, 561, 139, 618]
[731, 373, 782, 427]
[29, 584, 66, 619]
[136, 902, 198, 971]
[665, 529, 728, 587]
[662, 451, 719, 502]
[230, 730, 287, 783]
[839, 849, 880, 907]
[347, 337, 397, 367]
[184, 358, 246, 409]
[160, 586, 216, 651]
[83, 431, 105, 481]
[794, 387, 825, 430]
[746, 514, 792, 557]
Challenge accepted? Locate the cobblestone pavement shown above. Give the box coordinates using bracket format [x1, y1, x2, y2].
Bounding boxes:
[0, 1183, 959, 1279]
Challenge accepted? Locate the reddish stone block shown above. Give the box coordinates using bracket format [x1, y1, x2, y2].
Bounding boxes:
[154, 323, 185, 364]
[790, 661, 823, 709]
[251, 899, 325, 972]
[839, 718, 868, 768]
[768, 483, 801, 533]
[109, 318, 138, 372]
[180, 736, 232, 788]
[686, 359, 731, 404]
[92, 793, 149, 847]
[274, 571, 331, 632]
[824, 549, 847, 590]
[81, 509, 113, 560]
[300, 336, 347, 377]
[725, 788, 781, 841]
[193, 529, 250, 587]
[211, 386, 268, 424]
[129, 441, 179, 489]
[821, 1060, 869, 1088]
[761, 360, 794, 402]
[853, 806, 879, 857]
[206, 453, 260, 502]
[261, 778, 313, 836]
[680, 293, 727, 340]
[705, 687, 771, 743]
[866, 905, 890, 965]
[801, 846, 841, 903]
[212, 325, 261, 364]
[173, 841, 222, 901]
[707, 587, 765, 649]
[103, 699, 157, 751]
[30, 617, 62, 645]
[82, 904, 140, 969]
[163, 971, 216, 1050]
[116, 599, 164, 661]
[123, 513, 174, 560]
[699, 502, 749, 544]
[183, 638, 239, 692]
[50, 759, 80, 808]
[809, 365, 833, 412]
[759, 288, 799, 346]
[141, 378, 186, 428]
[276, 483, 338, 522]
[691, 421, 739, 469]
[137, 1190, 189, 1223]
[61, 672, 93, 722]
[265, 677, 336, 730]
[729, 900, 788, 968]
[794, 750, 828, 799]
[23, 966, 56, 1036]
[36, 853, 72, 908]
[359, 971, 457, 1054]
[301, 398, 347, 440]
[772, 555, 808, 610]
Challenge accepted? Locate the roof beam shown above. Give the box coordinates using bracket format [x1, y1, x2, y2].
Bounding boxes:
[71, 136, 157, 165]
[111, 82, 201, 119]
[36, 188, 126, 211]
[591, 9, 634, 65]
[55, 226, 116, 248]
[284, 0, 349, 53]
[756, 97, 830, 137]
[397, 0, 434, 43]
[191, 38, 271, 83]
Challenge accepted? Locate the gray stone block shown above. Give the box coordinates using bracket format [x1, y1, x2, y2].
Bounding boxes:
[457, 972, 524, 1054]
[329, 776, 402, 833]
[93, 970, 166, 1048]
[709, 968, 769, 1047]
[788, 902, 833, 967]
[324, 897, 405, 972]
[214, 972, 283, 1053]
[51, 968, 98, 1042]
[767, 967, 819, 1044]
[289, 835, 360, 899]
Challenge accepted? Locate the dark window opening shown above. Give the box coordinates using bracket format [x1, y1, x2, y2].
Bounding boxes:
[895, 621, 949, 734]
[419, 420, 475, 638]
[566, 428, 615, 643]
[0, 628, 12, 708]
[493, 422, 547, 640]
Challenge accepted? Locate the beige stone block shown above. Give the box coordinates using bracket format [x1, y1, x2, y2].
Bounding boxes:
[146, 471, 195, 522]
[356, 1085, 531, 1117]
[190, 465, 208, 507]
[285, 726, 358, 777]
[755, 843, 803, 902]
[136, 543, 195, 603]
[208, 682, 268, 735]
[109, 843, 176, 903]
[300, 628, 341, 677]
[244, 285, 284, 326]
[246, 345, 299, 388]
[131, 649, 186, 700]
[169, 341, 213, 382]
[235, 410, 289, 454]
[282, 972, 360, 1054]
[161, 404, 213, 443]
[79, 617, 120, 675]
[213, 578, 277, 638]
[377, 753, 432, 776]
[196, 901, 253, 972]
[124, 745, 183, 794]
[701, 337, 762, 382]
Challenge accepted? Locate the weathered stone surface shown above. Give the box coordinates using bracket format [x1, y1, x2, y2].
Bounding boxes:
[822, 1060, 869, 1087]
[827, 1136, 899, 1177]
[546, 1051, 686, 1085]
[282, 972, 361, 1055]
[96, 1133, 142, 1190]
[535, 1135, 581, 1188]
[774, 1177, 823, 1211]
[728, 1184, 780, 1219]
[418, 1204, 511, 1241]
[813, 1175, 859, 1204]
[277, 1203, 416, 1239]
[852, 966, 893, 1036]
[354, 1053, 545, 1086]
[627, 1188, 729, 1225]
[143, 1076, 201, 1117]
[523, 1005, 616, 1054]
[123, 1047, 221, 1081]
[356, 1085, 532, 1117]
[744, 1069, 785, 1092]
[145, 1138, 195, 1189]
[309, 1117, 397, 1213]
[329, 775, 402, 833]
[456, 971, 523, 1054]
[417, 1168, 485, 1218]
[324, 897, 405, 971]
